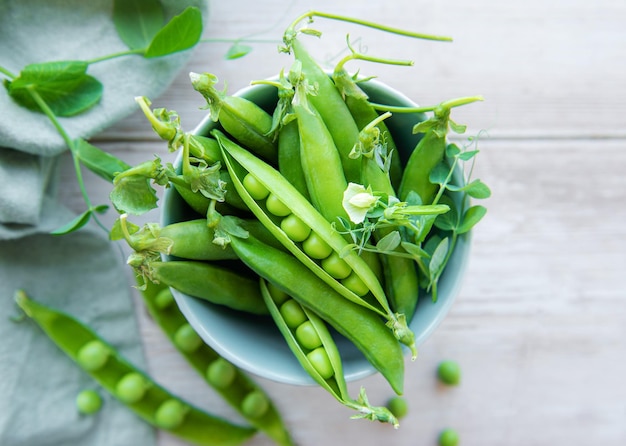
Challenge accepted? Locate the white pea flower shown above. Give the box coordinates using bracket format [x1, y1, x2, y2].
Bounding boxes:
[342, 183, 378, 224]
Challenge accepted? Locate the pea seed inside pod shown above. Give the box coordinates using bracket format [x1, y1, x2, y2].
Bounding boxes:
[301, 232, 333, 260]
[241, 390, 270, 419]
[321, 252, 352, 279]
[154, 288, 175, 310]
[306, 347, 334, 380]
[280, 214, 311, 242]
[206, 358, 237, 389]
[341, 272, 370, 296]
[265, 193, 291, 217]
[77, 340, 110, 371]
[242, 173, 269, 200]
[266, 282, 290, 306]
[174, 323, 203, 353]
[295, 320, 323, 350]
[279, 299, 307, 329]
[116, 372, 148, 404]
[155, 399, 187, 430]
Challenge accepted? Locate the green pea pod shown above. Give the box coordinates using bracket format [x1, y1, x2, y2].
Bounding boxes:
[260, 279, 399, 427]
[292, 98, 349, 223]
[147, 260, 268, 316]
[190, 72, 277, 164]
[14, 291, 257, 446]
[277, 118, 309, 200]
[399, 130, 445, 205]
[228, 234, 405, 396]
[215, 129, 416, 356]
[139, 280, 295, 446]
[290, 38, 361, 183]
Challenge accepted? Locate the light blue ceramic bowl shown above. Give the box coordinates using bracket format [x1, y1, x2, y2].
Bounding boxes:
[161, 78, 472, 386]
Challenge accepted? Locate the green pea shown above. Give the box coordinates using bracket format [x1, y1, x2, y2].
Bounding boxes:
[437, 360, 461, 386]
[206, 358, 237, 389]
[301, 232, 333, 260]
[295, 320, 322, 350]
[76, 389, 102, 415]
[307, 347, 334, 380]
[77, 340, 110, 371]
[174, 323, 203, 353]
[321, 252, 352, 279]
[386, 396, 408, 419]
[439, 428, 459, 446]
[155, 399, 187, 430]
[242, 173, 269, 200]
[266, 282, 290, 306]
[280, 214, 311, 242]
[265, 193, 291, 217]
[279, 299, 307, 329]
[341, 272, 369, 296]
[241, 390, 269, 419]
[154, 288, 175, 310]
[116, 372, 148, 404]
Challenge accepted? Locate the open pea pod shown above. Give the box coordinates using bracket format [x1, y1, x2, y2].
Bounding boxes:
[228, 233, 405, 396]
[139, 279, 295, 446]
[215, 129, 416, 357]
[259, 279, 399, 427]
[14, 290, 257, 446]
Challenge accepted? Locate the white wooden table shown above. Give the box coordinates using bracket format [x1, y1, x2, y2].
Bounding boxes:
[59, 0, 626, 444]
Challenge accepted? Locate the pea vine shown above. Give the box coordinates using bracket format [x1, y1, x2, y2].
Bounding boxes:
[0, 0, 269, 235]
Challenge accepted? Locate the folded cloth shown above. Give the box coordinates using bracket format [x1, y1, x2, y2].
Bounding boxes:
[0, 212, 157, 446]
[0, 0, 209, 444]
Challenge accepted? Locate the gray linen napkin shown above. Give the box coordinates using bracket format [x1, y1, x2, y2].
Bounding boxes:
[0, 0, 208, 444]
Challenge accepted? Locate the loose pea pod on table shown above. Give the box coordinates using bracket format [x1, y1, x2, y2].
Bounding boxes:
[226, 232, 405, 396]
[214, 128, 416, 357]
[139, 279, 295, 446]
[259, 279, 399, 427]
[14, 290, 257, 446]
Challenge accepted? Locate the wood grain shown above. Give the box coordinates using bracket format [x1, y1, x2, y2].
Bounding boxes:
[58, 0, 626, 444]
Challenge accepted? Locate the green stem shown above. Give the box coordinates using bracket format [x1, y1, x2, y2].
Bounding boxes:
[286, 11, 453, 42]
[0, 65, 16, 79]
[86, 48, 145, 65]
[370, 95, 484, 114]
[335, 36, 414, 74]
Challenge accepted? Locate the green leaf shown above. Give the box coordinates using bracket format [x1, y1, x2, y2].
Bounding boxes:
[110, 176, 158, 215]
[74, 138, 131, 183]
[459, 149, 480, 161]
[376, 231, 401, 252]
[400, 241, 430, 260]
[50, 205, 108, 235]
[144, 7, 203, 58]
[466, 179, 491, 199]
[448, 119, 467, 134]
[429, 162, 451, 185]
[113, 0, 164, 50]
[225, 42, 253, 60]
[428, 237, 449, 283]
[6, 61, 103, 116]
[433, 195, 459, 231]
[445, 143, 461, 158]
[457, 205, 487, 234]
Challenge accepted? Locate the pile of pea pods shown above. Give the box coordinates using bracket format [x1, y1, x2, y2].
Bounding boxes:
[122, 13, 486, 426]
[39, 11, 485, 444]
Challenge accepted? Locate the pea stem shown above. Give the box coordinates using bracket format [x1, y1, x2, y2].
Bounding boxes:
[285, 10, 453, 42]
[0, 65, 16, 79]
[26, 87, 94, 212]
[86, 48, 145, 65]
[370, 95, 484, 114]
[335, 35, 414, 75]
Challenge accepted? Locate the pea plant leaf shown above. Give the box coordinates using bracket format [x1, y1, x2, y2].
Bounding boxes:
[457, 205, 487, 234]
[144, 6, 203, 58]
[51, 205, 108, 235]
[447, 179, 491, 199]
[376, 230, 401, 252]
[225, 42, 253, 60]
[73, 138, 131, 183]
[5, 61, 103, 116]
[113, 0, 164, 50]
[110, 175, 159, 215]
